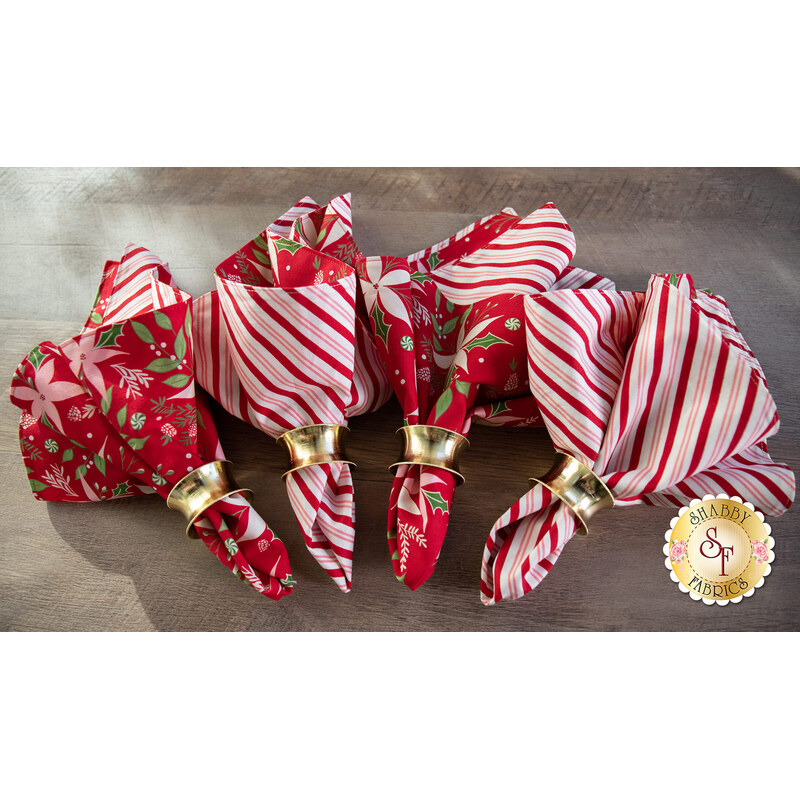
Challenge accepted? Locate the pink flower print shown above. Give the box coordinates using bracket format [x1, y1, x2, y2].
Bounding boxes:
[11, 358, 86, 430]
[751, 540, 769, 564]
[62, 335, 122, 397]
[670, 540, 688, 563]
[20, 412, 37, 429]
[161, 423, 177, 438]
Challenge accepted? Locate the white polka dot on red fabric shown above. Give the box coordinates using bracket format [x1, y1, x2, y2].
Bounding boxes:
[86, 433, 92, 438]
[400, 379, 405, 385]
[28, 435, 33, 441]
[160, 342, 166, 348]
[186, 453, 191, 459]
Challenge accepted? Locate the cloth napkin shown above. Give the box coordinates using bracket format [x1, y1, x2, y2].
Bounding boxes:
[193, 194, 391, 592]
[481, 273, 795, 604]
[10, 244, 294, 600]
[357, 203, 614, 589]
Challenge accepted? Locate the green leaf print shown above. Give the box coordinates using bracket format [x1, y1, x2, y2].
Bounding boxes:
[454, 380, 471, 397]
[464, 333, 510, 352]
[112, 482, 131, 498]
[75, 464, 88, 480]
[27, 345, 47, 371]
[62, 448, 74, 462]
[174, 328, 187, 361]
[410, 272, 433, 284]
[489, 401, 509, 417]
[428, 251, 441, 269]
[422, 489, 449, 514]
[100, 387, 113, 415]
[163, 373, 191, 389]
[127, 436, 149, 450]
[95, 323, 125, 349]
[29, 479, 48, 492]
[153, 310, 174, 331]
[273, 237, 304, 255]
[146, 358, 179, 373]
[253, 233, 271, 253]
[433, 386, 454, 421]
[252, 248, 270, 266]
[93, 454, 107, 475]
[90, 311, 103, 325]
[116, 404, 127, 428]
[130, 320, 156, 344]
[371, 303, 392, 347]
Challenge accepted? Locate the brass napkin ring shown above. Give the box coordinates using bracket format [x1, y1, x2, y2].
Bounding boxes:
[167, 460, 253, 539]
[276, 424, 354, 479]
[391, 425, 469, 485]
[529, 451, 614, 535]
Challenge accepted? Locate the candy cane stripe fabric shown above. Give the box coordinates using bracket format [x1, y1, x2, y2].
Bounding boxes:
[193, 195, 391, 592]
[481, 274, 794, 604]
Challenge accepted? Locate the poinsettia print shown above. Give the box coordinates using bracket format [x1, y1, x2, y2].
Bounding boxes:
[359, 203, 614, 589]
[10, 244, 296, 601]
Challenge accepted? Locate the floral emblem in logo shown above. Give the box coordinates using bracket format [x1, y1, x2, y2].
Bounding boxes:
[669, 539, 688, 564]
[751, 539, 769, 565]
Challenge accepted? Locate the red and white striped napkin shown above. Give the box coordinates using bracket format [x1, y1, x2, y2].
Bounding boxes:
[481, 274, 795, 604]
[11, 244, 295, 599]
[193, 194, 391, 591]
[357, 203, 614, 589]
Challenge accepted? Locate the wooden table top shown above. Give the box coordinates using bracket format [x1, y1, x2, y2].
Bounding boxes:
[1, 167, 798, 631]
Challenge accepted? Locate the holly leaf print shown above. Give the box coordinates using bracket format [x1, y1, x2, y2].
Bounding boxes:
[489, 401, 509, 417]
[428, 251, 441, 270]
[273, 237, 304, 255]
[410, 271, 433, 284]
[371, 303, 392, 347]
[27, 345, 47, 371]
[95, 323, 125, 349]
[130, 320, 156, 345]
[464, 333, 510, 352]
[112, 482, 131, 498]
[422, 489, 449, 514]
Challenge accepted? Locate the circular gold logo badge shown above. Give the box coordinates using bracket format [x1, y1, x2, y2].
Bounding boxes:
[664, 494, 773, 606]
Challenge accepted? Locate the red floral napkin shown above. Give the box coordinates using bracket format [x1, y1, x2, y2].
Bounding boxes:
[481, 274, 795, 604]
[356, 203, 614, 589]
[10, 244, 295, 600]
[193, 194, 391, 592]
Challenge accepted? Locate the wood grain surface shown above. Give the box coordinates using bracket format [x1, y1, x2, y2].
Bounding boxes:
[1, 167, 798, 631]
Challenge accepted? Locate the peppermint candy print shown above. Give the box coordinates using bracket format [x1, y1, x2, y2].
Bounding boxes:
[358, 203, 615, 589]
[10, 244, 295, 600]
[193, 195, 392, 592]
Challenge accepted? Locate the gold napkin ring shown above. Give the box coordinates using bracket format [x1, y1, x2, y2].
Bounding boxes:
[390, 425, 469, 485]
[529, 451, 614, 535]
[166, 460, 254, 539]
[276, 424, 354, 479]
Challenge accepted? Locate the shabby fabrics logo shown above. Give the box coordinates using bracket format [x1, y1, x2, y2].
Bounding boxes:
[664, 494, 774, 606]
